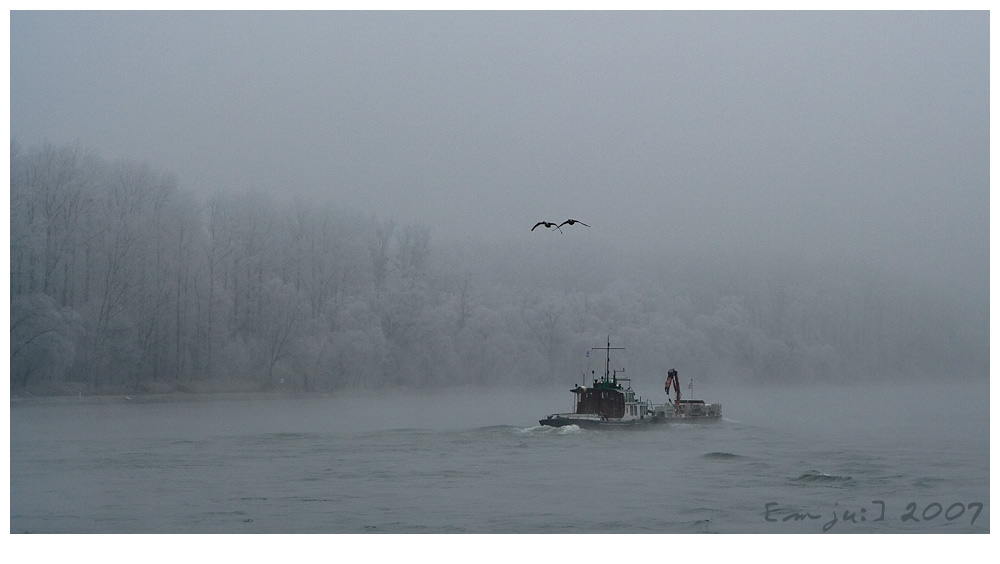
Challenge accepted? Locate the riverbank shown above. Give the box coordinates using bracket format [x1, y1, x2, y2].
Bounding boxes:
[9, 390, 342, 407]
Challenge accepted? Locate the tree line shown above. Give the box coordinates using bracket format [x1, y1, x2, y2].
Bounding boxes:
[10, 140, 987, 395]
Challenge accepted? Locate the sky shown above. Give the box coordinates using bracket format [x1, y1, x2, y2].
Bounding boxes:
[8, 10, 990, 292]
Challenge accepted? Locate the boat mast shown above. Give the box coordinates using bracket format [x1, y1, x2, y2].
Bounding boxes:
[595, 336, 624, 385]
[605, 336, 610, 382]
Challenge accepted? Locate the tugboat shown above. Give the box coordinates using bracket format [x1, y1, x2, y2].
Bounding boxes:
[538, 338, 722, 428]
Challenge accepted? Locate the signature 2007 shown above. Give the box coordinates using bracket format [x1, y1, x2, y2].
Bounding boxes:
[764, 501, 985, 532]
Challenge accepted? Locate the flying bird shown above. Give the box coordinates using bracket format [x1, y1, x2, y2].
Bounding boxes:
[531, 221, 563, 233]
[557, 219, 589, 228]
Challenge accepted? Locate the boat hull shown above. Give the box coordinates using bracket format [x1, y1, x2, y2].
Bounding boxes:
[538, 415, 649, 428]
[655, 413, 723, 423]
[538, 412, 721, 428]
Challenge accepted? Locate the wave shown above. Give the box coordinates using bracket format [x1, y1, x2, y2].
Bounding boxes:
[684, 518, 714, 532]
[513, 424, 583, 435]
[912, 476, 947, 488]
[790, 470, 853, 484]
[702, 451, 744, 460]
[460, 424, 521, 438]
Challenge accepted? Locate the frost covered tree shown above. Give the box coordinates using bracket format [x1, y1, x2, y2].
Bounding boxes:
[10, 294, 80, 393]
[9, 139, 986, 395]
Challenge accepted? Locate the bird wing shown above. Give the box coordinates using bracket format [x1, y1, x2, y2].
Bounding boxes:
[531, 221, 547, 231]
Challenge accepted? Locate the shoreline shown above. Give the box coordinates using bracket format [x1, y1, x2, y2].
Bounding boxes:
[9, 390, 340, 406]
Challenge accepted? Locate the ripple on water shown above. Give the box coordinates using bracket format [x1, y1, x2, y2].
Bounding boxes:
[702, 451, 745, 460]
[789, 470, 853, 485]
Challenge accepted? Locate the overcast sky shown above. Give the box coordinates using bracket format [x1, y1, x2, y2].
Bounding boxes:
[9, 11, 989, 292]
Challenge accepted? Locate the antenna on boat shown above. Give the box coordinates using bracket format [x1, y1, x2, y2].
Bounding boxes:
[605, 335, 611, 382]
[590, 336, 624, 386]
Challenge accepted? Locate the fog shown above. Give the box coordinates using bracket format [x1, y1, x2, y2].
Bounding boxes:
[9, 11, 989, 396]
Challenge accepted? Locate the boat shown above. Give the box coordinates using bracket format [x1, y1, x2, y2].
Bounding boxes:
[538, 338, 722, 428]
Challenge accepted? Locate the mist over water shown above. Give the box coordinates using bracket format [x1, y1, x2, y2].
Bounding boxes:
[10, 379, 988, 534]
[9, 11, 987, 397]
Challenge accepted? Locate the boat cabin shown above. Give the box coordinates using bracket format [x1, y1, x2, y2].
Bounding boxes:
[573, 382, 625, 419]
[572, 374, 649, 421]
